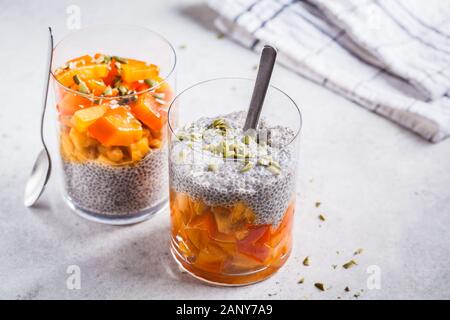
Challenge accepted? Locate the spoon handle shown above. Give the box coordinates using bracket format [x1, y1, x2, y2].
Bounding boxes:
[244, 45, 277, 131]
[41, 27, 53, 150]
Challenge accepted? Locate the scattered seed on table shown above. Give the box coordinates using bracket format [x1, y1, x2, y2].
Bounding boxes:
[314, 283, 325, 291]
[303, 256, 310, 266]
[343, 260, 358, 269]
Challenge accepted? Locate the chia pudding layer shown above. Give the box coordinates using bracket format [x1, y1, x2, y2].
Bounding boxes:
[169, 111, 297, 226]
[62, 145, 168, 216]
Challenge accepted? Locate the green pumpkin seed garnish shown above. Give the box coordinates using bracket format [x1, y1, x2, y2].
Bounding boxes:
[114, 62, 122, 71]
[103, 86, 113, 96]
[314, 283, 325, 291]
[258, 157, 271, 166]
[144, 78, 159, 88]
[240, 162, 254, 173]
[315, 201, 321, 208]
[94, 55, 110, 64]
[243, 135, 252, 145]
[208, 163, 219, 172]
[342, 260, 358, 269]
[73, 74, 82, 85]
[113, 76, 122, 88]
[190, 133, 202, 141]
[127, 90, 138, 102]
[270, 160, 281, 170]
[318, 214, 326, 221]
[112, 56, 128, 64]
[78, 82, 90, 94]
[267, 165, 281, 175]
[118, 86, 128, 96]
[234, 152, 246, 159]
[177, 133, 188, 141]
[209, 118, 228, 134]
[153, 93, 165, 100]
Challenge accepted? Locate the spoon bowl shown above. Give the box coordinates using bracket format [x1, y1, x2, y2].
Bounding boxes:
[24, 149, 51, 207]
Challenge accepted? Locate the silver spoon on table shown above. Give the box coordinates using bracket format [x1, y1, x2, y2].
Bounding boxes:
[24, 27, 54, 207]
[244, 45, 278, 131]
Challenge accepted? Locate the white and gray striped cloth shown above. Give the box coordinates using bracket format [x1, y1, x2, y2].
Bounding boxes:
[207, 0, 450, 142]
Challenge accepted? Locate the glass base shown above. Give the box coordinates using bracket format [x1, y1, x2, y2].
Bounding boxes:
[170, 240, 290, 287]
[64, 194, 168, 225]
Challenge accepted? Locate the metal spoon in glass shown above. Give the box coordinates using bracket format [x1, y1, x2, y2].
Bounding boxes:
[244, 45, 278, 131]
[24, 27, 53, 207]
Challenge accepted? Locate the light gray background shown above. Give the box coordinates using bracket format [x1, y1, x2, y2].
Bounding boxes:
[1, 0, 449, 300]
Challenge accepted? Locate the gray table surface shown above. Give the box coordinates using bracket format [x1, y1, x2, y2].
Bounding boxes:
[1, 0, 450, 300]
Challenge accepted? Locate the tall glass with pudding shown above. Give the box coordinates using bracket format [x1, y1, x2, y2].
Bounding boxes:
[51, 25, 176, 224]
[168, 78, 301, 285]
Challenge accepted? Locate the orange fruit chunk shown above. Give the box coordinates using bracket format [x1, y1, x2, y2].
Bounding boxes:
[86, 79, 107, 96]
[196, 243, 228, 273]
[121, 64, 159, 83]
[88, 107, 143, 146]
[129, 137, 150, 161]
[131, 92, 167, 131]
[71, 105, 108, 132]
[56, 64, 109, 87]
[236, 225, 272, 262]
[185, 228, 210, 251]
[57, 92, 93, 115]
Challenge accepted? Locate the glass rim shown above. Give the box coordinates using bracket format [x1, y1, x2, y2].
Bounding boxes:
[50, 24, 177, 100]
[168, 77, 302, 148]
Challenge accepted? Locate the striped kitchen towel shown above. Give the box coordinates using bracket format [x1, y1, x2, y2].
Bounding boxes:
[207, 0, 450, 142]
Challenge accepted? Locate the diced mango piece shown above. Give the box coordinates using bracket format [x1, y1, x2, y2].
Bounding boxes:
[87, 107, 143, 146]
[148, 138, 162, 149]
[69, 127, 98, 151]
[230, 202, 255, 225]
[196, 243, 228, 273]
[106, 147, 124, 162]
[129, 137, 150, 161]
[212, 206, 232, 234]
[121, 63, 159, 83]
[57, 92, 93, 115]
[236, 225, 272, 262]
[131, 92, 167, 131]
[71, 105, 108, 132]
[86, 79, 107, 96]
[56, 64, 109, 87]
[185, 228, 210, 251]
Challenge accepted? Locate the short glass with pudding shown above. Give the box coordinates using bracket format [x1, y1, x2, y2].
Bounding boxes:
[168, 78, 301, 285]
[51, 26, 176, 224]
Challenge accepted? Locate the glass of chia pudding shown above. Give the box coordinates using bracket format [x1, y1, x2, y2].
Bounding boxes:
[168, 78, 301, 285]
[51, 25, 176, 224]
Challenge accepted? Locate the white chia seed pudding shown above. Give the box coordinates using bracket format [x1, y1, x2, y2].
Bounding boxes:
[62, 146, 168, 216]
[169, 111, 297, 226]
